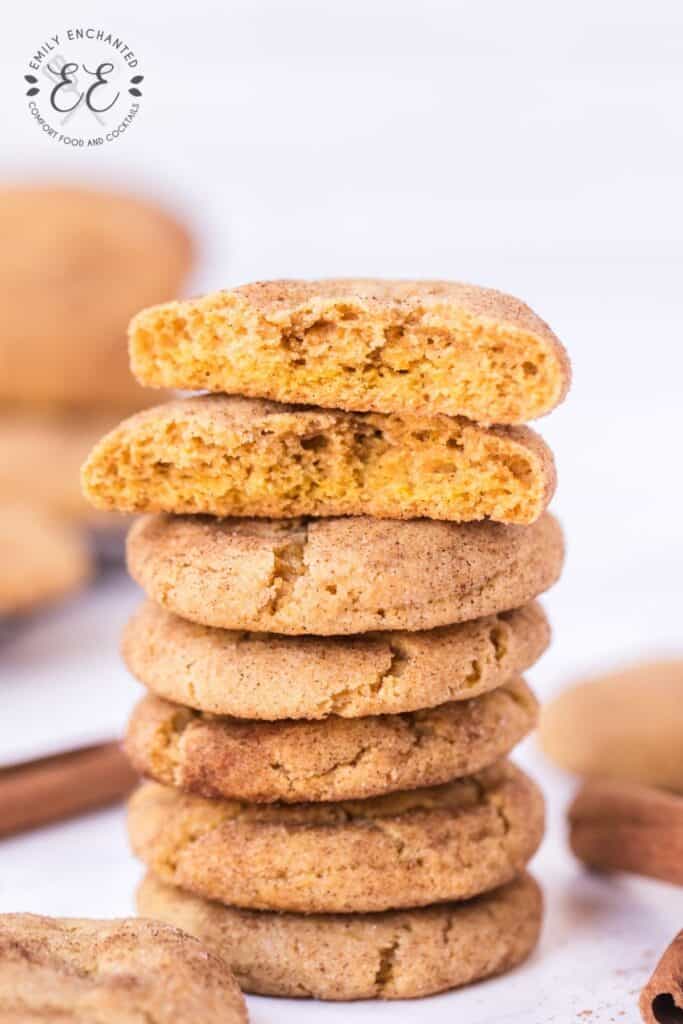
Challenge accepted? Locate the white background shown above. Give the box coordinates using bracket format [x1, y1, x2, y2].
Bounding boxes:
[2, 1, 683, 1021]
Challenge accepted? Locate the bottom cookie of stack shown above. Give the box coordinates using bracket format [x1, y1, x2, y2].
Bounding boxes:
[129, 761, 544, 1000]
[137, 871, 542, 1001]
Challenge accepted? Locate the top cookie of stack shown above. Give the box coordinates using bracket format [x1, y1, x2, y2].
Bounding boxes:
[128, 279, 569, 425]
[82, 280, 568, 525]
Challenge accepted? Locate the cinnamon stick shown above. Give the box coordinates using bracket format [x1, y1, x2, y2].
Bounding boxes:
[0, 742, 138, 838]
[569, 777, 683, 886]
[640, 931, 683, 1023]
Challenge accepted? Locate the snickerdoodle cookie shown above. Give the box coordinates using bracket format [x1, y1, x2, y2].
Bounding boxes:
[128, 761, 544, 913]
[125, 512, 563, 635]
[123, 600, 548, 718]
[0, 185, 192, 408]
[125, 678, 538, 803]
[129, 278, 570, 425]
[0, 505, 92, 616]
[0, 913, 246, 1023]
[137, 870, 542, 1000]
[81, 395, 555, 524]
[540, 660, 683, 792]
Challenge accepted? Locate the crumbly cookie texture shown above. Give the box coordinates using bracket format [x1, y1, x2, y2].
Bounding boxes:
[128, 761, 544, 914]
[125, 678, 538, 803]
[129, 279, 570, 425]
[0, 504, 92, 616]
[137, 871, 543, 1001]
[82, 394, 555, 525]
[126, 512, 563, 635]
[0, 185, 192, 408]
[0, 913, 247, 1023]
[540, 660, 683, 792]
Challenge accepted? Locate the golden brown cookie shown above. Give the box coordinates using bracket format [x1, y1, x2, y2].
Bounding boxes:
[540, 660, 683, 792]
[125, 678, 538, 803]
[0, 913, 246, 1022]
[0, 504, 92, 616]
[0, 409, 135, 525]
[123, 600, 548, 718]
[128, 761, 544, 913]
[81, 395, 556, 524]
[137, 871, 543, 1000]
[129, 278, 570, 425]
[126, 512, 563, 635]
[0, 185, 192, 407]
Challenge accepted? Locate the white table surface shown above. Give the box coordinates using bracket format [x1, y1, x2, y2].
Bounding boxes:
[3, 0, 683, 1019]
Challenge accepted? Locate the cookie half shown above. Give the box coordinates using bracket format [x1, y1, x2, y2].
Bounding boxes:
[82, 395, 555, 524]
[137, 870, 543, 1000]
[128, 761, 544, 913]
[0, 504, 92, 616]
[126, 512, 563, 635]
[0, 185, 192, 407]
[129, 278, 570, 425]
[0, 913, 246, 1023]
[123, 600, 548, 718]
[125, 678, 539, 803]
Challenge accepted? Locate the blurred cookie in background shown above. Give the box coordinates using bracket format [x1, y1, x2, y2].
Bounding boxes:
[0, 410, 131, 526]
[0, 504, 92, 617]
[0, 182, 197, 565]
[539, 660, 683, 792]
[0, 184, 194, 408]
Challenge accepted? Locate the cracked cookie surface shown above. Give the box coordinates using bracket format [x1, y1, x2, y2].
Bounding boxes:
[0, 913, 246, 1023]
[122, 600, 548, 717]
[129, 278, 569, 425]
[127, 761, 544, 913]
[125, 678, 538, 802]
[125, 512, 563, 635]
[81, 394, 556, 524]
[137, 870, 542, 1000]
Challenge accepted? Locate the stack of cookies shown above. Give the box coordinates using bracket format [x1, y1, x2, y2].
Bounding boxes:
[83, 280, 569, 1001]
